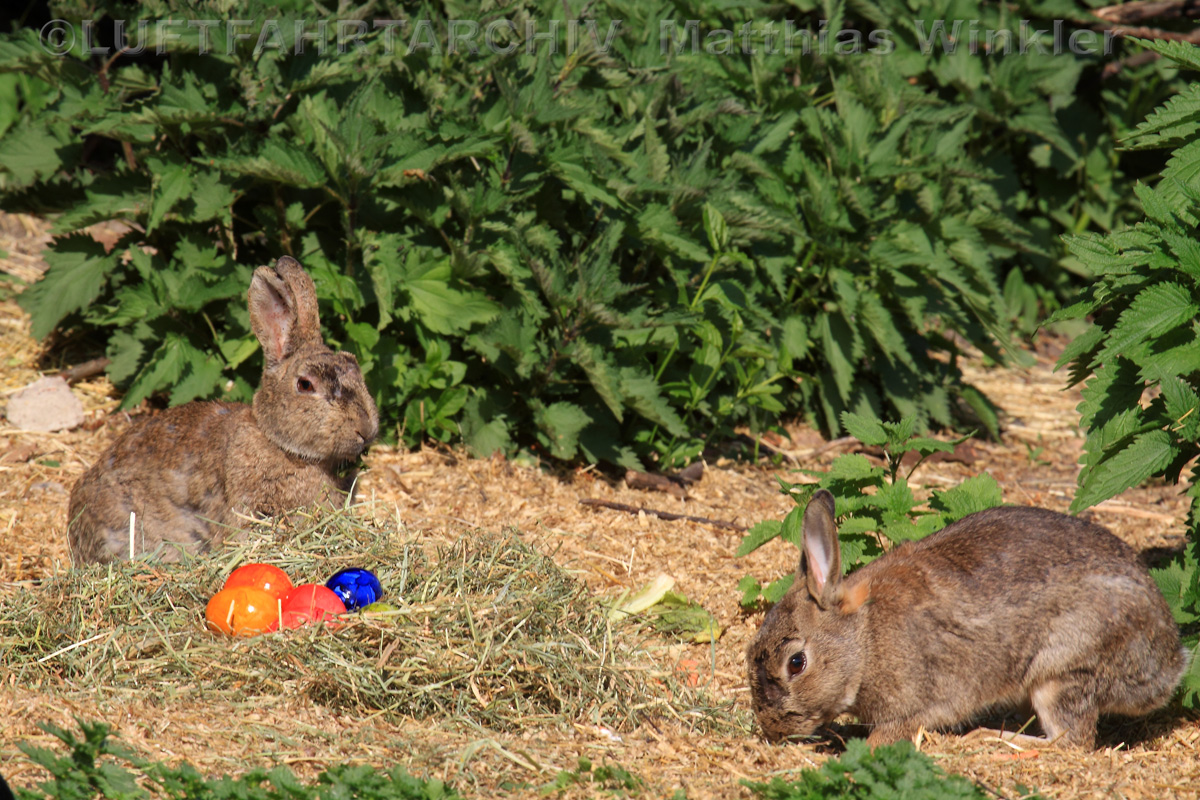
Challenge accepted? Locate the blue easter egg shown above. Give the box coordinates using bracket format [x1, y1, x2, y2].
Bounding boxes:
[325, 568, 383, 611]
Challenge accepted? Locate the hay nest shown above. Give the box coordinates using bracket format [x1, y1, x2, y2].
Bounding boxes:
[0, 506, 725, 733]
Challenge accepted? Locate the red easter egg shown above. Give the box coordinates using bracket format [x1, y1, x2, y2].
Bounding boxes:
[205, 587, 277, 637]
[223, 563, 293, 600]
[278, 583, 346, 629]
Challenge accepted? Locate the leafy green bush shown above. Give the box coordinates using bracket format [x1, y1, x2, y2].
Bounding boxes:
[15, 720, 1046, 800]
[743, 739, 1044, 800]
[15, 719, 463, 800]
[539, 757, 642, 797]
[1048, 38, 1200, 706]
[0, 1, 1187, 465]
[736, 412, 1002, 606]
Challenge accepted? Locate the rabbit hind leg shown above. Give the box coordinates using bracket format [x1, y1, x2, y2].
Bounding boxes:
[1029, 678, 1099, 749]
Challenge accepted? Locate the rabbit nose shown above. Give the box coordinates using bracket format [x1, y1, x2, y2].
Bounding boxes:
[358, 408, 379, 441]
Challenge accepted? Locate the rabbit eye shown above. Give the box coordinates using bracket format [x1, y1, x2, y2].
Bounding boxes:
[297, 377, 316, 393]
[786, 651, 807, 677]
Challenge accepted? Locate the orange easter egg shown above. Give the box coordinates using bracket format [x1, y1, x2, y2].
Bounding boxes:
[205, 586, 278, 637]
[223, 563, 293, 600]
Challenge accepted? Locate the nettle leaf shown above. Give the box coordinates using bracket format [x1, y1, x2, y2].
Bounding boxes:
[1157, 224, 1200, 282]
[169, 351, 224, 405]
[182, 170, 236, 224]
[957, 384, 1000, 440]
[636, 204, 708, 263]
[1076, 357, 1145, 433]
[1133, 181, 1179, 227]
[1055, 324, 1104, 374]
[1132, 36, 1200, 74]
[1072, 430, 1177, 512]
[51, 173, 151, 234]
[1159, 139, 1200, 226]
[402, 259, 500, 335]
[1098, 282, 1198, 363]
[736, 519, 783, 557]
[1153, 556, 1200, 626]
[738, 575, 763, 608]
[106, 327, 148, 385]
[121, 333, 194, 409]
[0, 119, 64, 186]
[929, 474, 1002, 522]
[534, 401, 591, 460]
[461, 392, 512, 458]
[570, 341, 624, 422]
[206, 139, 326, 187]
[1161, 376, 1200, 440]
[18, 235, 118, 340]
[1062, 233, 1137, 275]
[826, 453, 882, 481]
[875, 480, 919, 531]
[146, 155, 193, 234]
[904, 436, 957, 457]
[762, 575, 794, 604]
[778, 505, 805, 547]
[620, 368, 688, 436]
[702, 202, 729, 253]
[549, 156, 622, 209]
[882, 418, 917, 451]
[780, 316, 810, 365]
[817, 311, 856, 403]
[841, 410, 887, 447]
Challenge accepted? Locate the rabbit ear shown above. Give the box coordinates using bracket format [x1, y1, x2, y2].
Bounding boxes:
[799, 489, 841, 609]
[272, 256, 322, 343]
[248, 257, 322, 370]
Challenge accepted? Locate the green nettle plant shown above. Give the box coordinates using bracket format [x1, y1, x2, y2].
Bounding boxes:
[744, 739, 1046, 800]
[736, 412, 1002, 607]
[0, 1, 1187, 466]
[15, 719, 465, 800]
[1048, 39, 1200, 706]
[15, 718, 1048, 800]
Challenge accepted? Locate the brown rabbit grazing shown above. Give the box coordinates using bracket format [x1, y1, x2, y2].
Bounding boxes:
[67, 256, 379, 564]
[746, 490, 1187, 749]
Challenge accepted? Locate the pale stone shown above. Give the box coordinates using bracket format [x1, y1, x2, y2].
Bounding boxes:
[5, 375, 85, 432]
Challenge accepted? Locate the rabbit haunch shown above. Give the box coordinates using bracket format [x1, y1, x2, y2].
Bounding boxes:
[746, 490, 1186, 749]
[67, 256, 379, 564]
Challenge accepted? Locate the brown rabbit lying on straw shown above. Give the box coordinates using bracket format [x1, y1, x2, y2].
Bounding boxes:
[68, 256, 379, 564]
[746, 489, 1187, 748]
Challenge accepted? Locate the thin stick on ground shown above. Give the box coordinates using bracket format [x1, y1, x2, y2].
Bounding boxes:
[579, 498, 746, 532]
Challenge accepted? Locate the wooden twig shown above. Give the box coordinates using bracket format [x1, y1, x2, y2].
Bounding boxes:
[1095, 0, 1200, 24]
[1101, 49, 1162, 79]
[1090, 501, 1178, 523]
[579, 498, 746, 532]
[798, 436, 856, 462]
[624, 469, 687, 499]
[59, 357, 110, 385]
[1110, 24, 1200, 43]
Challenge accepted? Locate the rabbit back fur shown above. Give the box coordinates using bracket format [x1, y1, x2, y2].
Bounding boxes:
[67, 256, 378, 564]
[746, 490, 1187, 748]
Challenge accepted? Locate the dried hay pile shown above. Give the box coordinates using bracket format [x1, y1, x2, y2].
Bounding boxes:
[0, 507, 732, 735]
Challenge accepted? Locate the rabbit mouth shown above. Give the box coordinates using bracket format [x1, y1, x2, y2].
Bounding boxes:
[330, 458, 359, 480]
[760, 710, 821, 743]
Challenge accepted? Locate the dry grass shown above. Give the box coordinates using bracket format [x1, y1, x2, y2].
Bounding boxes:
[0, 507, 734, 737]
